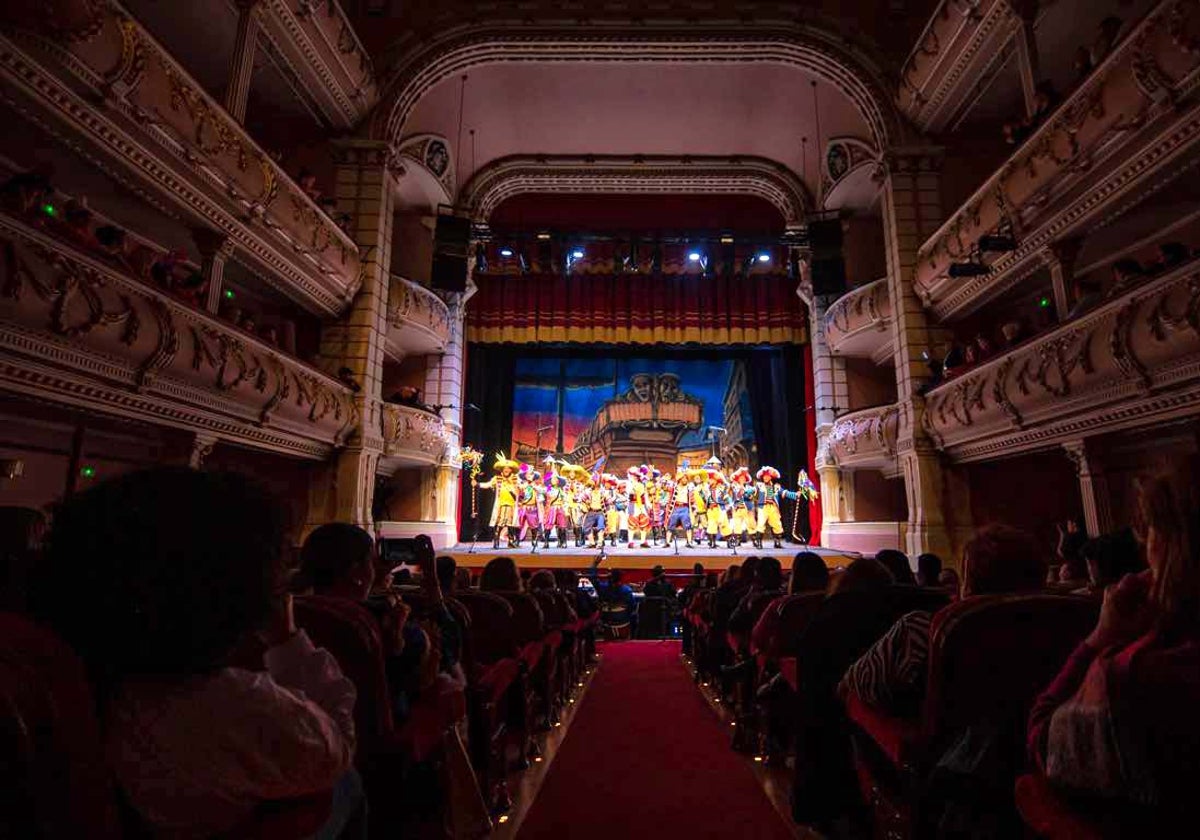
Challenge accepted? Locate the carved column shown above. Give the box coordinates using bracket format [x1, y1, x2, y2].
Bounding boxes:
[807, 286, 853, 529]
[1015, 16, 1041, 119]
[224, 0, 262, 124]
[880, 148, 956, 559]
[188, 432, 218, 469]
[1044, 238, 1082, 323]
[308, 140, 394, 530]
[1063, 439, 1114, 537]
[193, 229, 234, 314]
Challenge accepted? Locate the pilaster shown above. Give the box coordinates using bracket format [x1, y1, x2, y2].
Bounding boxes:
[1063, 439, 1115, 538]
[1043, 238, 1082, 323]
[309, 139, 394, 530]
[881, 147, 956, 559]
[224, 0, 261, 124]
[193, 229, 234, 314]
[809, 289, 853, 527]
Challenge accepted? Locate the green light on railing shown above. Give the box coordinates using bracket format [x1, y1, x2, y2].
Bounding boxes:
[41, 203, 56, 217]
[1038, 297, 1051, 308]
[223, 289, 235, 300]
[79, 465, 96, 479]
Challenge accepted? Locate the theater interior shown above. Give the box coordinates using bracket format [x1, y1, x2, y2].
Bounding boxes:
[2, 1, 1199, 838]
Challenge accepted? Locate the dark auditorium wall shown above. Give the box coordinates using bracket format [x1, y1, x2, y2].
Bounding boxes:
[852, 471, 907, 523]
[967, 451, 1082, 554]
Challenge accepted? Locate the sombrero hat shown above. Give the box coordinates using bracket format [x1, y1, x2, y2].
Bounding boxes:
[560, 463, 590, 482]
[756, 466, 781, 481]
[493, 452, 519, 470]
[731, 466, 752, 483]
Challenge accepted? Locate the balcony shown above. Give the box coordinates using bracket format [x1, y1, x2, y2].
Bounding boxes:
[381, 403, 452, 468]
[0, 2, 362, 316]
[258, 0, 377, 129]
[828, 404, 901, 474]
[385, 275, 451, 360]
[0, 209, 358, 459]
[899, 0, 1021, 132]
[916, 0, 1200, 319]
[824, 278, 894, 362]
[922, 257, 1200, 462]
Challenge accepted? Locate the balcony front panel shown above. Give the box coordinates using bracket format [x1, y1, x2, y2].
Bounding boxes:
[899, 0, 1020, 132]
[0, 3, 361, 315]
[824, 277, 894, 362]
[0, 212, 358, 458]
[829, 403, 900, 473]
[382, 403, 451, 467]
[916, 0, 1200, 316]
[385, 275, 450, 359]
[923, 259, 1200, 462]
[260, 0, 377, 129]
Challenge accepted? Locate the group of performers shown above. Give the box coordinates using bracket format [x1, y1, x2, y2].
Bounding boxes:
[473, 453, 813, 551]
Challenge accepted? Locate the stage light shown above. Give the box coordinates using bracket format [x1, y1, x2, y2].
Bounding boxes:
[41, 203, 56, 217]
[497, 814, 510, 824]
[688, 252, 702, 262]
[719, 235, 735, 244]
[536, 232, 551, 240]
[499, 247, 514, 257]
[571, 248, 584, 260]
[979, 234, 1016, 252]
[948, 260, 989, 278]
[756, 253, 771, 263]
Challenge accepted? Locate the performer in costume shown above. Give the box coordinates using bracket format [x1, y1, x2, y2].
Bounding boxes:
[648, 467, 667, 546]
[475, 453, 519, 549]
[754, 466, 800, 549]
[582, 472, 606, 548]
[666, 470, 694, 547]
[515, 466, 543, 546]
[614, 479, 630, 546]
[626, 466, 651, 549]
[601, 474, 620, 546]
[704, 468, 732, 548]
[542, 468, 569, 548]
[688, 468, 709, 546]
[729, 466, 759, 548]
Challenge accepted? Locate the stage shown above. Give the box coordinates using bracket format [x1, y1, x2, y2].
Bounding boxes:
[445, 541, 858, 572]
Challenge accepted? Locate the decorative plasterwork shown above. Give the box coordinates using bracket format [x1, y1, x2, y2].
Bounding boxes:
[384, 274, 450, 360]
[460, 154, 812, 226]
[0, 210, 358, 459]
[395, 133, 454, 201]
[898, 0, 1021, 132]
[259, 0, 377, 129]
[821, 136, 879, 198]
[0, 7, 361, 316]
[922, 260, 1200, 462]
[828, 403, 901, 475]
[917, 0, 1200, 317]
[372, 20, 907, 153]
[381, 403, 452, 467]
[823, 277, 895, 362]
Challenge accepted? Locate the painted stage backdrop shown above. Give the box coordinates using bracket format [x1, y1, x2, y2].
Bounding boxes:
[511, 356, 757, 476]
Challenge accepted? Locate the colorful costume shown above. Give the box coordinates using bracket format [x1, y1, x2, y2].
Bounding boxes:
[582, 475, 606, 547]
[542, 472, 569, 547]
[704, 470, 732, 547]
[626, 466, 650, 548]
[516, 467, 543, 544]
[729, 466, 759, 545]
[666, 471, 693, 545]
[755, 466, 799, 548]
[476, 454, 519, 548]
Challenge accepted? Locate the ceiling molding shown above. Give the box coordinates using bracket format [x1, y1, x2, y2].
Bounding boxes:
[371, 20, 908, 154]
[460, 154, 813, 226]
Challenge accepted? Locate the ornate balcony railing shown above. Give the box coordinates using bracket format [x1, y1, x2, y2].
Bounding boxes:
[381, 403, 451, 466]
[824, 278, 894, 362]
[386, 274, 451, 359]
[0, 210, 358, 458]
[0, 1, 362, 316]
[828, 404, 900, 473]
[898, 0, 1020, 132]
[916, 0, 1200, 317]
[260, 0, 377, 129]
[923, 258, 1200, 461]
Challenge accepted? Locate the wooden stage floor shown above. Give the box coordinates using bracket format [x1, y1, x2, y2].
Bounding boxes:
[445, 541, 858, 570]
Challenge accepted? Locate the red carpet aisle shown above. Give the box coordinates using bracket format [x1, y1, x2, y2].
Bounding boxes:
[516, 641, 795, 839]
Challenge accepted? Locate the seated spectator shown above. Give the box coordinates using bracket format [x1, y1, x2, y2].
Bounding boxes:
[94, 225, 131, 269]
[259, 324, 279, 346]
[750, 552, 829, 660]
[916, 552, 943, 587]
[1028, 462, 1200, 817]
[1055, 517, 1088, 584]
[30, 468, 360, 837]
[937, 567, 960, 593]
[62, 199, 96, 247]
[1031, 80, 1060, 122]
[1072, 45, 1093, 82]
[436, 554, 459, 594]
[319, 196, 338, 218]
[876, 548, 916, 585]
[298, 168, 322, 202]
[0, 170, 52, 215]
[1000, 319, 1025, 347]
[729, 556, 784, 640]
[829, 555, 895, 595]
[1148, 241, 1189, 275]
[454, 565, 473, 591]
[974, 332, 994, 361]
[1076, 528, 1145, 596]
[1090, 16, 1123, 66]
[841, 525, 1045, 712]
[337, 366, 362, 394]
[1066, 277, 1103, 319]
[480, 555, 521, 592]
[643, 564, 676, 599]
[588, 560, 636, 631]
[238, 312, 257, 334]
[1110, 258, 1145, 295]
[0, 505, 46, 611]
[942, 343, 966, 375]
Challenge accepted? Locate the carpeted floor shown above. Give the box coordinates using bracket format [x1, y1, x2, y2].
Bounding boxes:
[516, 640, 795, 839]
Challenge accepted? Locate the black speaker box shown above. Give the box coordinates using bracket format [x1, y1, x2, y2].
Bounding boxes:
[807, 218, 843, 255]
[431, 214, 471, 292]
[811, 255, 847, 297]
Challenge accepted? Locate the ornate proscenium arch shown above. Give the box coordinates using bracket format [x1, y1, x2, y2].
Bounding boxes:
[371, 20, 907, 154]
[460, 155, 813, 227]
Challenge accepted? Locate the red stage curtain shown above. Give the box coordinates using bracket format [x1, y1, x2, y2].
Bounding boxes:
[466, 242, 808, 346]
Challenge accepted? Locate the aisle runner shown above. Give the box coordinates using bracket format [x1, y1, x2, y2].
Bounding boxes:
[516, 641, 794, 839]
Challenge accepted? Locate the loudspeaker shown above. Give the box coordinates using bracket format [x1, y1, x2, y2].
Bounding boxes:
[807, 218, 843, 255]
[811, 256, 847, 296]
[430, 214, 471, 292]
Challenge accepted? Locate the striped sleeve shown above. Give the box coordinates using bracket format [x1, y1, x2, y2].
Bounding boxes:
[839, 610, 934, 710]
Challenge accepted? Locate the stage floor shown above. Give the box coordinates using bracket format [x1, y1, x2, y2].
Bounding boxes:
[446, 541, 858, 570]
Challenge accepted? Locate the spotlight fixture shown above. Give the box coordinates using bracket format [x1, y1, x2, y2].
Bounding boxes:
[1038, 296, 1052, 309]
[948, 260, 990, 278]
[756, 252, 771, 263]
[536, 232, 552, 240]
[571, 248, 584, 260]
[978, 234, 1016, 252]
[499, 247, 514, 258]
[688, 251, 702, 262]
[719, 235, 735, 245]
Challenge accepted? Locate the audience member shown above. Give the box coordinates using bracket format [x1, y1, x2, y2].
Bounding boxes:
[94, 225, 131, 269]
[1110, 258, 1144, 295]
[298, 168, 322, 202]
[643, 564, 676, 599]
[875, 549, 916, 586]
[916, 552, 943, 587]
[729, 556, 784, 640]
[31, 468, 361, 838]
[1055, 517, 1088, 584]
[1076, 528, 1144, 596]
[829, 556, 895, 595]
[1029, 462, 1200, 816]
[480, 555, 522, 592]
[589, 562, 636, 633]
[1, 170, 53, 215]
[1090, 16, 1123, 66]
[937, 567, 961, 593]
[1066, 277, 1103, 319]
[790, 551, 831, 594]
[62, 199, 95, 247]
[841, 525, 1045, 712]
[0, 505, 45, 611]
[1000, 319, 1024, 347]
